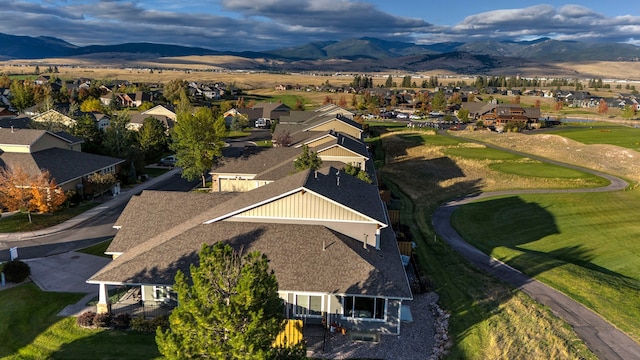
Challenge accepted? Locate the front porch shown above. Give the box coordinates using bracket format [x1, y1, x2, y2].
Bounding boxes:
[103, 287, 174, 319]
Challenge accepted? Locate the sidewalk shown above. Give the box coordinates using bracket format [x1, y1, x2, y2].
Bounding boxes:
[0, 167, 183, 241]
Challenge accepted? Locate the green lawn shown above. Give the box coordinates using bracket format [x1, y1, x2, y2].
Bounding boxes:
[77, 240, 112, 258]
[549, 125, 640, 151]
[488, 161, 610, 185]
[0, 203, 99, 233]
[0, 283, 160, 359]
[451, 190, 640, 342]
[399, 132, 464, 146]
[443, 146, 522, 160]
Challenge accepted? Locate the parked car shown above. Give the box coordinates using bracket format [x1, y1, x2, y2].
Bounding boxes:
[158, 155, 177, 167]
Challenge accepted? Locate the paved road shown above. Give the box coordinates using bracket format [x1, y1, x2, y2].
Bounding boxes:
[432, 135, 640, 360]
[0, 168, 198, 261]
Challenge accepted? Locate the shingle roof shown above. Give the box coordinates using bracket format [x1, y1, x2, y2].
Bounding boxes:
[0, 148, 124, 185]
[89, 214, 410, 298]
[213, 147, 301, 176]
[0, 128, 46, 146]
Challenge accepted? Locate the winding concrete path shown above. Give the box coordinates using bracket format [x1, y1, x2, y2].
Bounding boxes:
[432, 136, 640, 360]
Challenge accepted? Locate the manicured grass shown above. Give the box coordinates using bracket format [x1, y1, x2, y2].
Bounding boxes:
[548, 125, 640, 151]
[399, 132, 464, 146]
[451, 191, 640, 342]
[0, 283, 160, 359]
[255, 140, 273, 147]
[0, 203, 99, 233]
[443, 146, 522, 160]
[77, 239, 112, 258]
[489, 161, 610, 185]
[383, 179, 596, 359]
[227, 130, 252, 139]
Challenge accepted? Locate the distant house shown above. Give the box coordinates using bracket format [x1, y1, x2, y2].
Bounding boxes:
[0, 107, 16, 119]
[31, 109, 110, 131]
[239, 102, 291, 127]
[466, 103, 541, 129]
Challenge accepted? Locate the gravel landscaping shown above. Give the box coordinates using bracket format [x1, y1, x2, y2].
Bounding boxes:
[308, 292, 444, 360]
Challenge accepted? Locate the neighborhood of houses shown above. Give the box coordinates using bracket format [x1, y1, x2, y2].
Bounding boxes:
[1, 73, 638, 349]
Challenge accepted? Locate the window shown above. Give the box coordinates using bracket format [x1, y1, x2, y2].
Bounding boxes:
[293, 294, 322, 317]
[153, 286, 177, 304]
[342, 296, 386, 320]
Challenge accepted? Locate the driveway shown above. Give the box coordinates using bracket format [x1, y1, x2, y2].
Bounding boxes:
[25, 251, 111, 294]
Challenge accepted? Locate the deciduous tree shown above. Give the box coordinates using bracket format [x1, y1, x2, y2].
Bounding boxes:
[0, 165, 65, 222]
[87, 172, 117, 201]
[156, 243, 286, 359]
[598, 99, 609, 114]
[137, 117, 169, 164]
[170, 107, 227, 187]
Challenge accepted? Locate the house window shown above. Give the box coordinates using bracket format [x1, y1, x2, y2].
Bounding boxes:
[293, 294, 322, 317]
[153, 286, 177, 304]
[342, 296, 386, 320]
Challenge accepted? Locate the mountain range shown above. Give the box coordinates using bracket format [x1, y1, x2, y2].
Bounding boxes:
[2, 32, 640, 74]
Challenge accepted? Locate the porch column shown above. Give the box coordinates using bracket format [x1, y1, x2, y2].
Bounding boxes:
[96, 283, 111, 314]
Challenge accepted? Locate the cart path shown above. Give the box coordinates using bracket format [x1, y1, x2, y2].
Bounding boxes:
[431, 135, 640, 360]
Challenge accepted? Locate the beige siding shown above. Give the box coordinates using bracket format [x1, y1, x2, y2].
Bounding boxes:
[319, 155, 365, 169]
[306, 136, 334, 148]
[0, 144, 30, 153]
[311, 120, 361, 139]
[318, 146, 355, 157]
[31, 134, 69, 152]
[219, 178, 260, 192]
[142, 285, 155, 302]
[237, 191, 369, 222]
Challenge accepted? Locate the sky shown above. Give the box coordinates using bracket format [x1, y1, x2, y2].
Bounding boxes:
[1, 1, 640, 51]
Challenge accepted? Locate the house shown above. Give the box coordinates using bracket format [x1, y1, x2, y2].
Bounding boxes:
[212, 129, 371, 193]
[274, 113, 363, 141]
[0, 107, 16, 119]
[467, 103, 541, 129]
[87, 165, 412, 335]
[127, 105, 176, 132]
[239, 102, 291, 127]
[0, 88, 10, 106]
[0, 128, 124, 192]
[31, 109, 111, 131]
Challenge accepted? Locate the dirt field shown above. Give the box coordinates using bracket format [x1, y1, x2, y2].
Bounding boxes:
[3, 57, 640, 89]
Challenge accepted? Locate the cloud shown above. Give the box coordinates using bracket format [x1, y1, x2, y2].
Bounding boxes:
[0, 1, 639, 51]
[445, 4, 640, 44]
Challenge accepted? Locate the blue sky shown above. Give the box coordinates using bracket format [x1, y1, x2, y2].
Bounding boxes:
[1, 1, 640, 51]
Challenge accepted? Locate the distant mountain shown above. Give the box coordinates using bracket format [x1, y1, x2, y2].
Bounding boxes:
[2, 32, 640, 72]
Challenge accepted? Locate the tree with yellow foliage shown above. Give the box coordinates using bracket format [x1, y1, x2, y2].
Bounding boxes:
[0, 165, 66, 222]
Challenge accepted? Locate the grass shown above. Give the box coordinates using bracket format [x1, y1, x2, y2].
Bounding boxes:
[450, 191, 640, 342]
[0, 203, 99, 233]
[77, 239, 112, 258]
[378, 129, 603, 358]
[488, 161, 610, 186]
[226, 130, 252, 139]
[443, 146, 522, 160]
[547, 125, 640, 151]
[383, 178, 596, 359]
[0, 283, 160, 359]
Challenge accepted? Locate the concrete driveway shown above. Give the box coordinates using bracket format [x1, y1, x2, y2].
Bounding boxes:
[24, 251, 111, 294]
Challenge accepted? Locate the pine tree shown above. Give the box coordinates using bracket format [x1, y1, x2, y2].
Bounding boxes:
[293, 145, 322, 171]
[156, 243, 285, 359]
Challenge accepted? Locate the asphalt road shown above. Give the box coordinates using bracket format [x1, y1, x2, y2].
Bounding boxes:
[431, 134, 640, 359]
[0, 170, 198, 261]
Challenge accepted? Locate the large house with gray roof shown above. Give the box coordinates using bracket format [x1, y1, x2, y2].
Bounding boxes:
[0, 128, 124, 192]
[88, 166, 412, 335]
[211, 129, 372, 193]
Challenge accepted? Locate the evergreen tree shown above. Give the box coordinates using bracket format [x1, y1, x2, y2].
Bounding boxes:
[293, 145, 322, 171]
[156, 243, 285, 359]
[385, 75, 393, 88]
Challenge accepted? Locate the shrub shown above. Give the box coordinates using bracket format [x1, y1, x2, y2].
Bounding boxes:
[77, 311, 96, 328]
[2, 260, 31, 283]
[112, 313, 132, 330]
[131, 315, 170, 332]
[94, 312, 112, 328]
